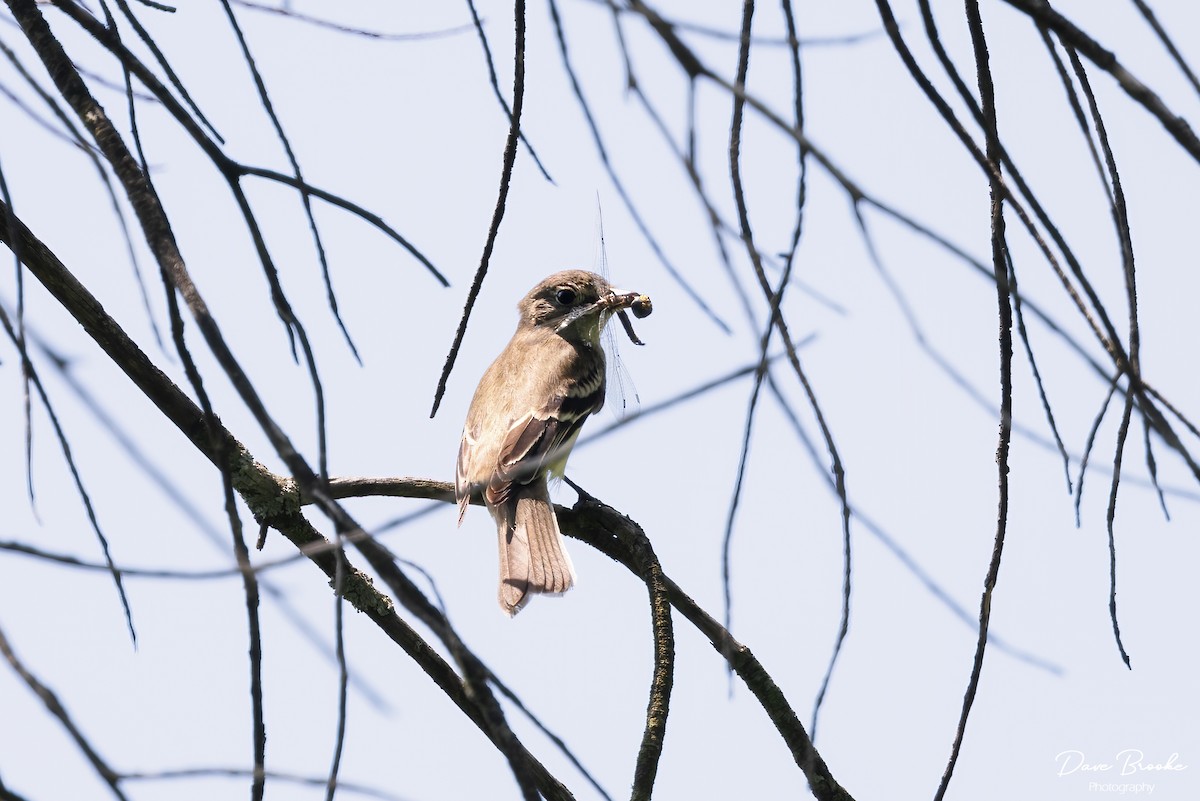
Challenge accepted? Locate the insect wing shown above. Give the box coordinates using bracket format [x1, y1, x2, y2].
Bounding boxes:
[594, 203, 640, 418]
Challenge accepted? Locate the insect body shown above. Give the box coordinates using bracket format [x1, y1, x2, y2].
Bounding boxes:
[599, 291, 653, 346]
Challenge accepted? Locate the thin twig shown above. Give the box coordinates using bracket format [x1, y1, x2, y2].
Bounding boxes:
[1006, 251, 1072, 492]
[765, 376, 1064, 675]
[934, 5, 1013, 798]
[0, 153, 34, 514]
[886, 0, 1125, 370]
[725, 0, 853, 740]
[218, 0, 360, 369]
[464, 0, 554, 182]
[1128, 0, 1200, 98]
[326, 534, 351, 801]
[53, 2, 447, 293]
[120, 767, 410, 801]
[1066, 46, 1138, 668]
[235, 164, 445, 284]
[232, 0, 475, 42]
[722, 0, 765, 662]
[1075, 375, 1121, 527]
[0, 622, 130, 801]
[429, 0, 529, 419]
[913, 2, 1075, 492]
[11, 318, 392, 708]
[1140, 414, 1170, 520]
[110, 0, 224, 142]
[547, 0, 730, 333]
[1003, 0, 1200, 161]
[1104, 396, 1135, 668]
[485, 671, 616, 801]
[0, 299, 137, 644]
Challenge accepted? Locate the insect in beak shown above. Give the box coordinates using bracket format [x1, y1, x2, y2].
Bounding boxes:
[597, 290, 653, 346]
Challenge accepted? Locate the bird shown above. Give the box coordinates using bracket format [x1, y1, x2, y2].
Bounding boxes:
[455, 269, 649, 615]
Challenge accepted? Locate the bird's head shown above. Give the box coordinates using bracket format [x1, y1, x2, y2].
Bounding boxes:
[517, 269, 653, 348]
[519, 269, 613, 345]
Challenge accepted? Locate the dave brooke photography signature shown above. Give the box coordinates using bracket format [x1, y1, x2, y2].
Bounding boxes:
[1056, 750, 1189, 777]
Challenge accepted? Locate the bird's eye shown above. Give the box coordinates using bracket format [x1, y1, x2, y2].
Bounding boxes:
[555, 287, 578, 306]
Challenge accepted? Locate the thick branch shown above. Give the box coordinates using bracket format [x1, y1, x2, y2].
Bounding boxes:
[0, 199, 570, 800]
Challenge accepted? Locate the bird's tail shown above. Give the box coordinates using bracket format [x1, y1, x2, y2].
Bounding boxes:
[494, 480, 577, 616]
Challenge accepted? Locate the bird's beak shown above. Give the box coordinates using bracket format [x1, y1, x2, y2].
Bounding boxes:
[555, 289, 653, 343]
[554, 301, 605, 333]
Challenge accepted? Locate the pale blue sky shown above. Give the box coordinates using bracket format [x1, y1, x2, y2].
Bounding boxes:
[1, 2, 1198, 799]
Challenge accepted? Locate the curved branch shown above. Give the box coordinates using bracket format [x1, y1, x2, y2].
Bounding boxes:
[291, 469, 854, 799]
[566, 481, 673, 801]
[934, 4, 1013, 798]
[49, 2, 447, 290]
[556, 495, 855, 801]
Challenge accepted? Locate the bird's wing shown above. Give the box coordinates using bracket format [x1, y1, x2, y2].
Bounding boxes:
[487, 374, 605, 510]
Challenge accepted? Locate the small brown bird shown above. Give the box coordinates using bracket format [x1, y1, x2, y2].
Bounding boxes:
[455, 269, 650, 615]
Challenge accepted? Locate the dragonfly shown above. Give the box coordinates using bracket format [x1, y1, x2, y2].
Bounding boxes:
[592, 203, 653, 417]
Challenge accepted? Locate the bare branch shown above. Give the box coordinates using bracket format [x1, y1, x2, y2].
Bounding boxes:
[1003, 0, 1200, 161]
[0, 196, 572, 800]
[933, 4, 1014, 797]
[557, 495, 855, 801]
[464, 0, 554, 182]
[429, 0, 529, 419]
[232, 0, 475, 42]
[0, 622, 129, 801]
